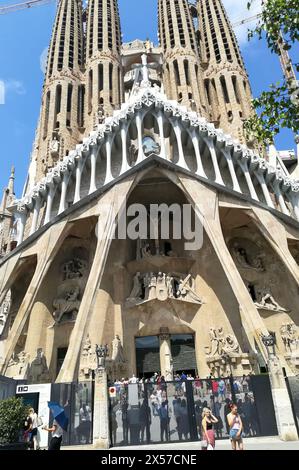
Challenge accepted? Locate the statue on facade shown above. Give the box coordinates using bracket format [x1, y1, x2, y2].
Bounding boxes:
[61, 258, 87, 280]
[126, 271, 202, 306]
[28, 348, 49, 383]
[255, 287, 287, 312]
[207, 327, 240, 357]
[280, 323, 299, 353]
[50, 136, 60, 157]
[142, 136, 160, 157]
[0, 290, 11, 336]
[127, 272, 143, 301]
[7, 350, 30, 378]
[111, 335, 126, 363]
[53, 285, 81, 324]
[232, 243, 264, 271]
[95, 344, 109, 369]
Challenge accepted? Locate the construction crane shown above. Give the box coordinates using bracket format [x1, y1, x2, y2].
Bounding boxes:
[0, 0, 56, 15]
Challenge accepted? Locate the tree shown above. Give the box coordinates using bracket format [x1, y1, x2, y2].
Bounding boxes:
[245, 0, 299, 144]
[0, 397, 29, 445]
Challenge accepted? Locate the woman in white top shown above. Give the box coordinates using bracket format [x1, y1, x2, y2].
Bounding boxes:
[227, 403, 244, 450]
[29, 408, 39, 450]
[43, 419, 64, 450]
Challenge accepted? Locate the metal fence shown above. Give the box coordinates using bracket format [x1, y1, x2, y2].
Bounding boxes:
[50, 381, 94, 446]
[285, 375, 299, 435]
[108, 375, 278, 447]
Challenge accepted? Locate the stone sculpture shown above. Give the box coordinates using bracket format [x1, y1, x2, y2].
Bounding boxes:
[126, 272, 202, 305]
[255, 287, 287, 312]
[280, 323, 299, 353]
[0, 290, 11, 336]
[53, 285, 80, 324]
[207, 327, 240, 357]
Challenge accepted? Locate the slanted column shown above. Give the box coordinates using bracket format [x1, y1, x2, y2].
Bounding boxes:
[190, 129, 207, 178]
[204, 137, 225, 186]
[74, 157, 84, 203]
[289, 192, 299, 221]
[120, 123, 129, 174]
[44, 184, 56, 225]
[255, 171, 275, 209]
[15, 206, 27, 245]
[159, 332, 173, 382]
[172, 119, 188, 169]
[157, 111, 166, 160]
[58, 169, 70, 215]
[135, 112, 144, 165]
[272, 182, 290, 216]
[89, 145, 98, 194]
[30, 197, 42, 235]
[104, 137, 113, 185]
[222, 149, 242, 193]
[238, 160, 259, 201]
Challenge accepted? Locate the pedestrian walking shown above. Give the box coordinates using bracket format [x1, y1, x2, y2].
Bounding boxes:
[43, 419, 64, 450]
[28, 408, 40, 450]
[227, 403, 244, 450]
[201, 407, 218, 450]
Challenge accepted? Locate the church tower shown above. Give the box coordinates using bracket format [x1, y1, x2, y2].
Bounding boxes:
[85, 0, 123, 132]
[158, 0, 207, 114]
[197, 0, 253, 143]
[31, 0, 85, 182]
[0, 167, 16, 257]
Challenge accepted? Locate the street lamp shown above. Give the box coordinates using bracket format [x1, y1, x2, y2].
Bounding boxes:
[95, 344, 109, 370]
[261, 333, 276, 358]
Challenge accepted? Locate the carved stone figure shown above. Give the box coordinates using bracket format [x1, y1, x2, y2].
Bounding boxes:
[53, 285, 80, 324]
[126, 271, 202, 305]
[61, 258, 87, 280]
[111, 335, 126, 363]
[148, 272, 157, 300]
[207, 327, 240, 357]
[28, 348, 49, 383]
[156, 272, 168, 301]
[0, 290, 11, 336]
[128, 272, 142, 301]
[280, 323, 299, 353]
[142, 136, 160, 156]
[50, 136, 60, 157]
[140, 240, 152, 258]
[233, 243, 264, 271]
[255, 287, 287, 312]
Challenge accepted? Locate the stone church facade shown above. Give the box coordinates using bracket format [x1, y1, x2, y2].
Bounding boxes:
[0, 0, 299, 417]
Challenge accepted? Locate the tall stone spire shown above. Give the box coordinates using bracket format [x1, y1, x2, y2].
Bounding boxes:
[197, 0, 253, 143]
[32, 0, 85, 181]
[85, 0, 123, 132]
[0, 167, 16, 257]
[158, 0, 207, 114]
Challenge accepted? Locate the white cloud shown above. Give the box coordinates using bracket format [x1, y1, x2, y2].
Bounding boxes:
[222, 0, 262, 46]
[4, 79, 26, 96]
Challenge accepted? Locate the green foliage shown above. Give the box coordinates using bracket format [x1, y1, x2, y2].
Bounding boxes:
[0, 397, 29, 445]
[245, 0, 299, 143]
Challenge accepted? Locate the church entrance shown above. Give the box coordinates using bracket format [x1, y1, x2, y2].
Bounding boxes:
[135, 333, 197, 379]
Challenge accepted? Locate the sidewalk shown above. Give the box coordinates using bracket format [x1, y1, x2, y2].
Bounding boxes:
[62, 436, 299, 451]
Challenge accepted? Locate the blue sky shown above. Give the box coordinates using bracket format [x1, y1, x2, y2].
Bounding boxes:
[0, 0, 298, 197]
